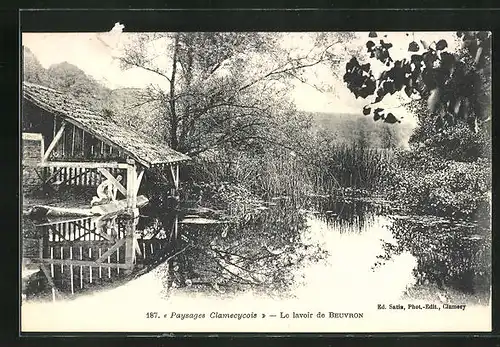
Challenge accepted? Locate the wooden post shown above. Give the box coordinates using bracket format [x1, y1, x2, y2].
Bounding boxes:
[50, 247, 54, 277]
[169, 164, 179, 197]
[107, 249, 111, 278]
[117, 247, 120, 275]
[43, 121, 66, 162]
[124, 159, 138, 273]
[69, 247, 74, 294]
[79, 246, 83, 289]
[60, 246, 64, 273]
[126, 159, 138, 213]
[98, 248, 102, 278]
[89, 248, 93, 283]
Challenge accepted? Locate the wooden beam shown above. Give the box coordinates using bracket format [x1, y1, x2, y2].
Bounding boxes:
[39, 264, 58, 301]
[124, 218, 136, 268]
[37, 161, 129, 169]
[135, 169, 145, 196]
[170, 164, 179, 189]
[34, 216, 93, 227]
[22, 132, 43, 141]
[32, 205, 93, 217]
[97, 168, 127, 196]
[43, 167, 65, 184]
[126, 160, 138, 212]
[39, 263, 56, 288]
[48, 240, 116, 248]
[73, 221, 111, 241]
[95, 238, 126, 263]
[42, 121, 66, 162]
[53, 168, 90, 186]
[71, 124, 76, 157]
[48, 225, 67, 241]
[30, 258, 131, 269]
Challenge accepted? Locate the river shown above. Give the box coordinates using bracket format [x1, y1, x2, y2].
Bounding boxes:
[21, 196, 491, 332]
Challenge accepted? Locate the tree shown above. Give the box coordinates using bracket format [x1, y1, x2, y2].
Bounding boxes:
[380, 124, 399, 149]
[22, 46, 48, 84]
[117, 32, 354, 156]
[342, 31, 491, 161]
[45, 62, 111, 112]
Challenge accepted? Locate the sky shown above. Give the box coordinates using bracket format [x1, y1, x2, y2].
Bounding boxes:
[22, 26, 459, 117]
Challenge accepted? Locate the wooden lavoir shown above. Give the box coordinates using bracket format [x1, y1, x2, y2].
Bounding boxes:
[21, 81, 190, 301]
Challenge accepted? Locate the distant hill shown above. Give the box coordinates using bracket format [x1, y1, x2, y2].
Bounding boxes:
[22, 46, 165, 141]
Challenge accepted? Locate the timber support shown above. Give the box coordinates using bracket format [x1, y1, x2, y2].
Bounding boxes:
[124, 159, 139, 273]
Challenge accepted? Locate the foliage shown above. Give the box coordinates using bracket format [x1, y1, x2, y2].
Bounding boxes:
[388, 149, 491, 219]
[22, 46, 47, 85]
[118, 32, 353, 156]
[306, 130, 395, 192]
[377, 217, 491, 295]
[343, 31, 491, 130]
[343, 31, 491, 165]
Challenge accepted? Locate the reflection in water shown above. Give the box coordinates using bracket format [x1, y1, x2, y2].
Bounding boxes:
[156, 198, 413, 306]
[22, 196, 491, 307]
[22, 212, 179, 300]
[161, 205, 328, 298]
[380, 216, 491, 303]
[305, 197, 390, 233]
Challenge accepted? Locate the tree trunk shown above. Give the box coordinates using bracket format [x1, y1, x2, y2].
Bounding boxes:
[169, 34, 180, 150]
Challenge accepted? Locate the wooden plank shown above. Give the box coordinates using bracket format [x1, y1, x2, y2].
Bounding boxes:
[48, 225, 66, 242]
[73, 221, 112, 241]
[33, 205, 93, 217]
[43, 167, 64, 184]
[71, 124, 76, 157]
[62, 167, 67, 184]
[135, 169, 145, 196]
[61, 122, 66, 158]
[29, 257, 131, 269]
[98, 248, 102, 278]
[125, 219, 136, 268]
[50, 247, 54, 277]
[40, 266, 56, 288]
[97, 168, 127, 196]
[89, 248, 93, 283]
[42, 121, 66, 162]
[52, 116, 57, 140]
[37, 161, 129, 169]
[170, 164, 179, 189]
[34, 216, 93, 227]
[81, 131, 86, 158]
[69, 247, 74, 294]
[95, 238, 126, 263]
[60, 246, 64, 273]
[48, 240, 116, 248]
[22, 132, 43, 141]
[116, 247, 120, 275]
[38, 234, 44, 259]
[80, 246, 83, 289]
[126, 160, 138, 211]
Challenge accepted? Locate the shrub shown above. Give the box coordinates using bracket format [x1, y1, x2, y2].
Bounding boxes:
[389, 150, 491, 220]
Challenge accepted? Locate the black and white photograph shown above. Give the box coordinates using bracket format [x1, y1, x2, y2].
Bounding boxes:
[20, 23, 492, 332]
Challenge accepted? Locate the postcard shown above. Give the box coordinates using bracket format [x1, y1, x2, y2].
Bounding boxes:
[20, 20, 492, 333]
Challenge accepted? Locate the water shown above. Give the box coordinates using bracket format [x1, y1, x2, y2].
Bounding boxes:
[153, 197, 491, 305]
[21, 196, 491, 331]
[22, 197, 491, 304]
